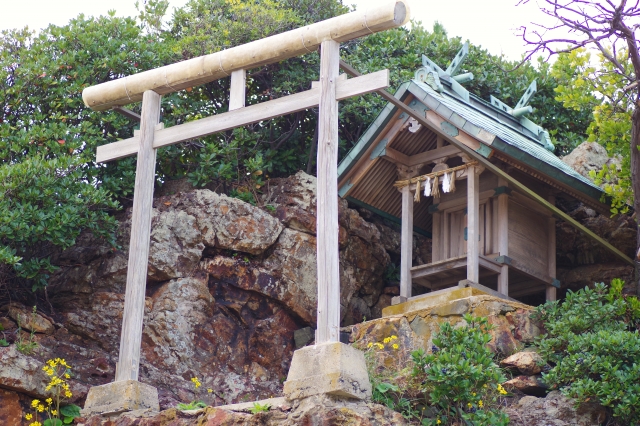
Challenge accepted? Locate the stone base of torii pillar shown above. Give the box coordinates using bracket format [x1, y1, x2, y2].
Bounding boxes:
[283, 342, 372, 400]
[82, 380, 159, 417]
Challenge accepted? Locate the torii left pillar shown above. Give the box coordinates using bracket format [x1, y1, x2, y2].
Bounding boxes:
[283, 40, 371, 401]
[82, 91, 162, 416]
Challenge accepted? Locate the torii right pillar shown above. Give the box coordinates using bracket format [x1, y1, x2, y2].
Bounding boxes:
[283, 40, 371, 401]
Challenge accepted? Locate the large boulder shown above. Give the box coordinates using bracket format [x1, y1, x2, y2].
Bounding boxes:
[505, 391, 606, 426]
[157, 189, 283, 254]
[562, 141, 620, 181]
[501, 350, 545, 375]
[349, 295, 541, 366]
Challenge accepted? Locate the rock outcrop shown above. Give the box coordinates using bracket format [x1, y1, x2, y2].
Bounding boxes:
[557, 142, 636, 297]
[82, 395, 409, 425]
[0, 171, 395, 413]
[562, 141, 620, 182]
[505, 391, 607, 426]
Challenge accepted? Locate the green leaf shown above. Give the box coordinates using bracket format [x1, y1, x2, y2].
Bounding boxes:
[60, 403, 81, 418]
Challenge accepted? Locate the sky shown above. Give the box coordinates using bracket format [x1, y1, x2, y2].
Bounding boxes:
[0, 0, 554, 61]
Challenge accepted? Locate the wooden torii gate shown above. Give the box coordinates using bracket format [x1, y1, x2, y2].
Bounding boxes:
[82, 1, 409, 413]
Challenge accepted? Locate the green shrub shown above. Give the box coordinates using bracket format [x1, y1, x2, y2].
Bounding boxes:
[363, 315, 509, 425]
[534, 280, 640, 425]
[412, 315, 509, 426]
[0, 156, 117, 291]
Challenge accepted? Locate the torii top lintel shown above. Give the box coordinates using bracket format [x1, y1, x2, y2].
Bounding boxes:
[81, 1, 410, 111]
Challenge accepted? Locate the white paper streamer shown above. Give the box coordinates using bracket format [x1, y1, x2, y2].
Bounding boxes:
[442, 172, 451, 193]
[424, 177, 432, 197]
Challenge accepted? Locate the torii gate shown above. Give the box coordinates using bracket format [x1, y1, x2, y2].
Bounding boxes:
[82, 1, 409, 415]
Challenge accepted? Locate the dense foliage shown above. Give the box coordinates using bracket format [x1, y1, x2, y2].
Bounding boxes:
[534, 281, 640, 425]
[0, 0, 596, 294]
[551, 48, 635, 214]
[365, 315, 509, 426]
[0, 156, 117, 293]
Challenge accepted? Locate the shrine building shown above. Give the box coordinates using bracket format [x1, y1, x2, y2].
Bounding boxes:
[337, 43, 607, 305]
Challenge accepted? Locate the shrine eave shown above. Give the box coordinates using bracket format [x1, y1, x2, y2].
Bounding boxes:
[337, 79, 606, 221]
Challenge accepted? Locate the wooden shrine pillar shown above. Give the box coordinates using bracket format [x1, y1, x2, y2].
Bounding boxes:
[467, 164, 479, 283]
[546, 195, 557, 301]
[115, 90, 161, 382]
[397, 165, 418, 300]
[400, 184, 414, 299]
[315, 40, 340, 344]
[497, 178, 509, 295]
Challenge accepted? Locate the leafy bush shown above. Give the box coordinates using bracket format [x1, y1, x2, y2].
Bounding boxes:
[412, 315, 509, 426]
[534, 280, 640, 425]
[363, 315, 509, 425]
[0, 156, 117, 292]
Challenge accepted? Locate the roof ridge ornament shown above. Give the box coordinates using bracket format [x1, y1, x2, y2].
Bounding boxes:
[414, 42, 474, 101]
[490, 80, 554, 152]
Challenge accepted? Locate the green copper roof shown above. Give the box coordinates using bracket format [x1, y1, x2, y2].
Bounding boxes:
[338, 77, 603, 202]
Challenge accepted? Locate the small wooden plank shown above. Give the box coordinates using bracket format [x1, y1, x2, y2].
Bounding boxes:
[411, 255, 467, 279]
[316, 40, 340, 344]
[97, 70, 389, 163]
[229, 69, 246, 111]
[115, 90, 161, 382]
[407, 145, 460, 167]
[436, 189, 494, 211]
[113, 106, 141, 122]
[467, 165, 479, 282]
[400, 184, 414, 298]
[382, 146, 411, 165]
[478, 255, 503, 274]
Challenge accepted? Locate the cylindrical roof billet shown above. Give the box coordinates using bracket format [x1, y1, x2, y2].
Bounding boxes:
[82, 0, 409, 111]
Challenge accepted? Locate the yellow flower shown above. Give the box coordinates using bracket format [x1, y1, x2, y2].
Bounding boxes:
[392, 343, 399, 350]
[391, 335, 398, 340]
[367, 342, 373, 348]
[467, 402, 472, 408]
[190, 377, 201, 389]
[37, 404, 45, 412]
[207, 388, 213, 393]
[65, 373, 70, 379]
[65, 391, 73, 398]
[436, 420, 441, 424]
[46, 398, 53, 405]
[51, 410, 58, 416]
[25, 413, 33, 420]
[383, 337, 391, 344]
[375, 343, 384, 350]
[31, 399, 40, 408]
[471, 392, 476, 396]
[29, 422, 42, 426]
[478, 400, 484, 408]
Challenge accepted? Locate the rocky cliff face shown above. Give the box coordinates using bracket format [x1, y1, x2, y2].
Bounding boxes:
[0, 172, 408, 416]
[558, 141, 636, 297]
